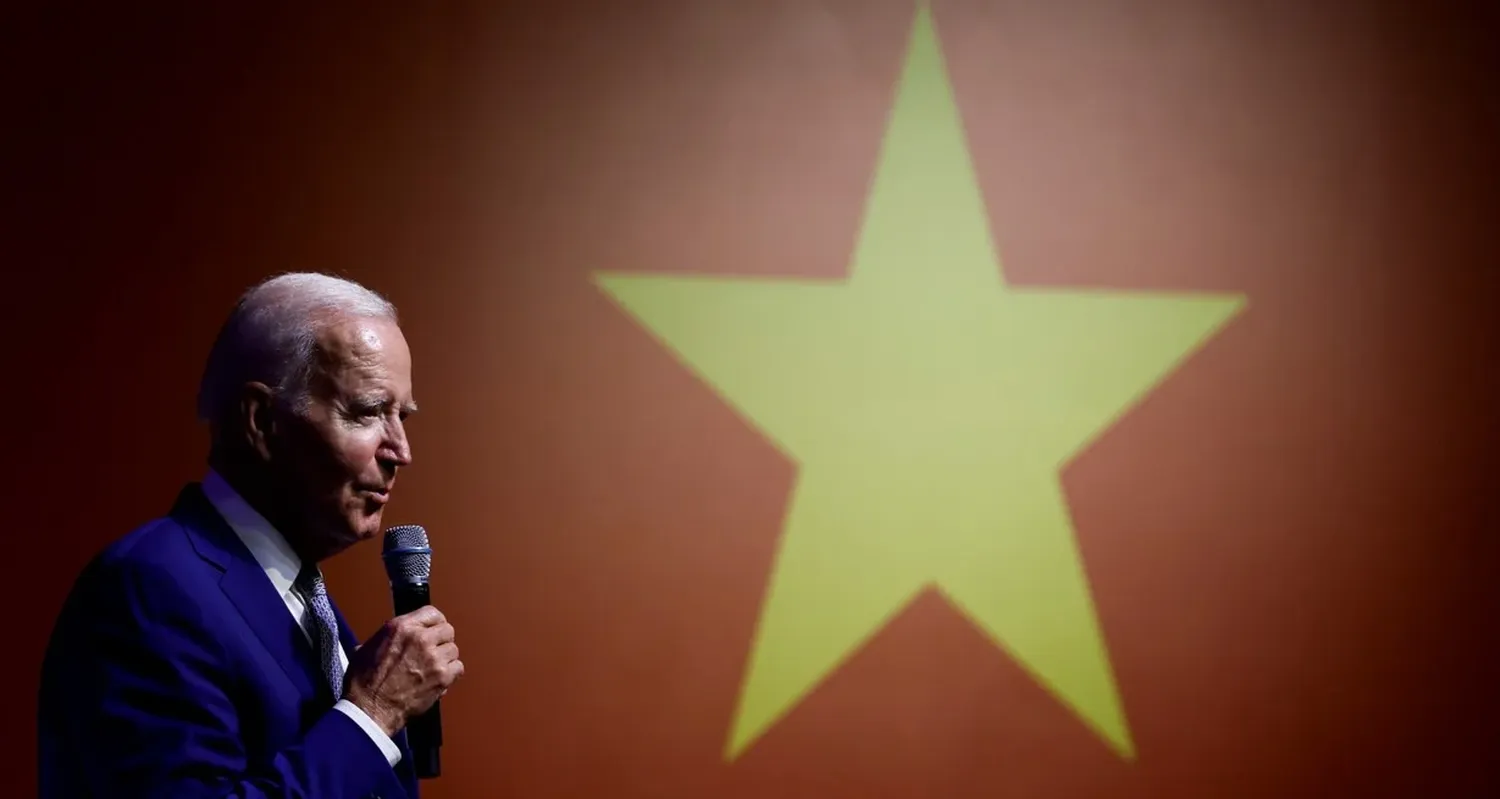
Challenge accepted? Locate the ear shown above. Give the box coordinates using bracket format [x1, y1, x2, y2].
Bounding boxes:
[238, 381, 277, 462]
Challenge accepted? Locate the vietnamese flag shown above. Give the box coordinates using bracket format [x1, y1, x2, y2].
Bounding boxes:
[349, 1, 1487, 796]
[14, 0, 1493, 797]
[357, 1, 1489, 797]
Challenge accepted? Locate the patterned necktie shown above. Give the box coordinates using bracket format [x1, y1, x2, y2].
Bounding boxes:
[295, 564, 346, 699]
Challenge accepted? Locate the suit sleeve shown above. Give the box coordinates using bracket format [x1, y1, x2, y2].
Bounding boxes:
[38, 556, 409, 799]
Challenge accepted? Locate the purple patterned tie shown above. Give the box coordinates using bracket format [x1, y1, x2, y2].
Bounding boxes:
[295, 564, 346, 699]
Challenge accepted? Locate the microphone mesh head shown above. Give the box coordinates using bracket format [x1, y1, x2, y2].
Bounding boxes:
[382, 524, 431, 585]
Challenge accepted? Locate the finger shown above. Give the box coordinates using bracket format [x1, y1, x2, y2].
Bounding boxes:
[433, 642, 459, 663]
[421, 622, 455, 646]
[401, 605, 447, 626]
[449, 659, 465, 681]
[394, 609, 444, 637]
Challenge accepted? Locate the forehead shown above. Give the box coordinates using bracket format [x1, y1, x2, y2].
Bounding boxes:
[312, 315, 412, 388]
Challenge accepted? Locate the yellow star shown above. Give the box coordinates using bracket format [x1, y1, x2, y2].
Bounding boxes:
[593, 2, 1245, 762]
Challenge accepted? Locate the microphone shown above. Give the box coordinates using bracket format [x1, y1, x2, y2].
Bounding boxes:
[382, 524, 442, 779]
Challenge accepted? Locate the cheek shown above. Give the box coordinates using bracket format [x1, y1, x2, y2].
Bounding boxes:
[333, 428, 386, 480]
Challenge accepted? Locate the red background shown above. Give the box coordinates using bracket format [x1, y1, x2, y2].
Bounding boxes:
[10, 1, 1497, 796]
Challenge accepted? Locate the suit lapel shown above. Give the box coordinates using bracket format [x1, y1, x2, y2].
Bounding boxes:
[172, 484, 326, 704]
[221, 555, 326, 702]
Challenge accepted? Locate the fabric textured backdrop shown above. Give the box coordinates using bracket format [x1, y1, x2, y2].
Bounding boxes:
[10, 1, 1496, 797]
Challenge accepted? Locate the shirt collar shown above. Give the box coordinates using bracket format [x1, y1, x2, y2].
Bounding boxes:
[201, 468, 304, 601]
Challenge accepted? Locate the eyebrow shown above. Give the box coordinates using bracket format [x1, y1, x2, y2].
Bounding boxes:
[354, 392, 419, 414]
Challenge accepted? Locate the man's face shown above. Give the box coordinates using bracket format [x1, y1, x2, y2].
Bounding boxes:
[267, 315, 416, 560]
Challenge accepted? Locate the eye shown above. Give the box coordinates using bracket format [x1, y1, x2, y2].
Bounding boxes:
[344, 403, 379, 420]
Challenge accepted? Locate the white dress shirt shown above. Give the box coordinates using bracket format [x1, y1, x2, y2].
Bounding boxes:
[202, 469, 402, 768]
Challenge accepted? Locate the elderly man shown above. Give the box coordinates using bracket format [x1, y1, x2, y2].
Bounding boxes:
[37, 273, 461, 798]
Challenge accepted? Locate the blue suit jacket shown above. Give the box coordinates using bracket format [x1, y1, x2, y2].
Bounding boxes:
[38, 483, 420, 798]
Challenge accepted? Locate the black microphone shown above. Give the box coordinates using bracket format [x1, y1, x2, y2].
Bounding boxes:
[382, 524, 442, 779]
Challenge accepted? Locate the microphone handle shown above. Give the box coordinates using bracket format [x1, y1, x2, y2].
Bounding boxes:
[392, 581, 442, 779]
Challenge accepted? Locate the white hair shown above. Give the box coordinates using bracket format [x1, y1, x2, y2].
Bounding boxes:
[196, 272, 398, 426]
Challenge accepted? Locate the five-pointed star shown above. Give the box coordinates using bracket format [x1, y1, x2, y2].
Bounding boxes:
[593, 2, 1245, 763]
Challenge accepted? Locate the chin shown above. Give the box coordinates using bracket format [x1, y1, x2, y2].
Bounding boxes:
[325, 509, 382, 554]
[352, 510, 385, 540]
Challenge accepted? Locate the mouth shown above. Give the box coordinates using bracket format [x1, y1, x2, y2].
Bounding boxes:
[360, 486, 392, 506]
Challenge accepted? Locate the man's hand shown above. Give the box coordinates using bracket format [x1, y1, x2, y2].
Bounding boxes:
[342, 606, 463, 738]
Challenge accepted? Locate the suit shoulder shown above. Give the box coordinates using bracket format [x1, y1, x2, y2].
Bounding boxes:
[60, 513, 216, 618]
[41, 511, 232, 681]
[95, 513, 201, 571]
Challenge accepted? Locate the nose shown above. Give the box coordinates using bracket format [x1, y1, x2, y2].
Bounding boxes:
[380, 417, 413, 469]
